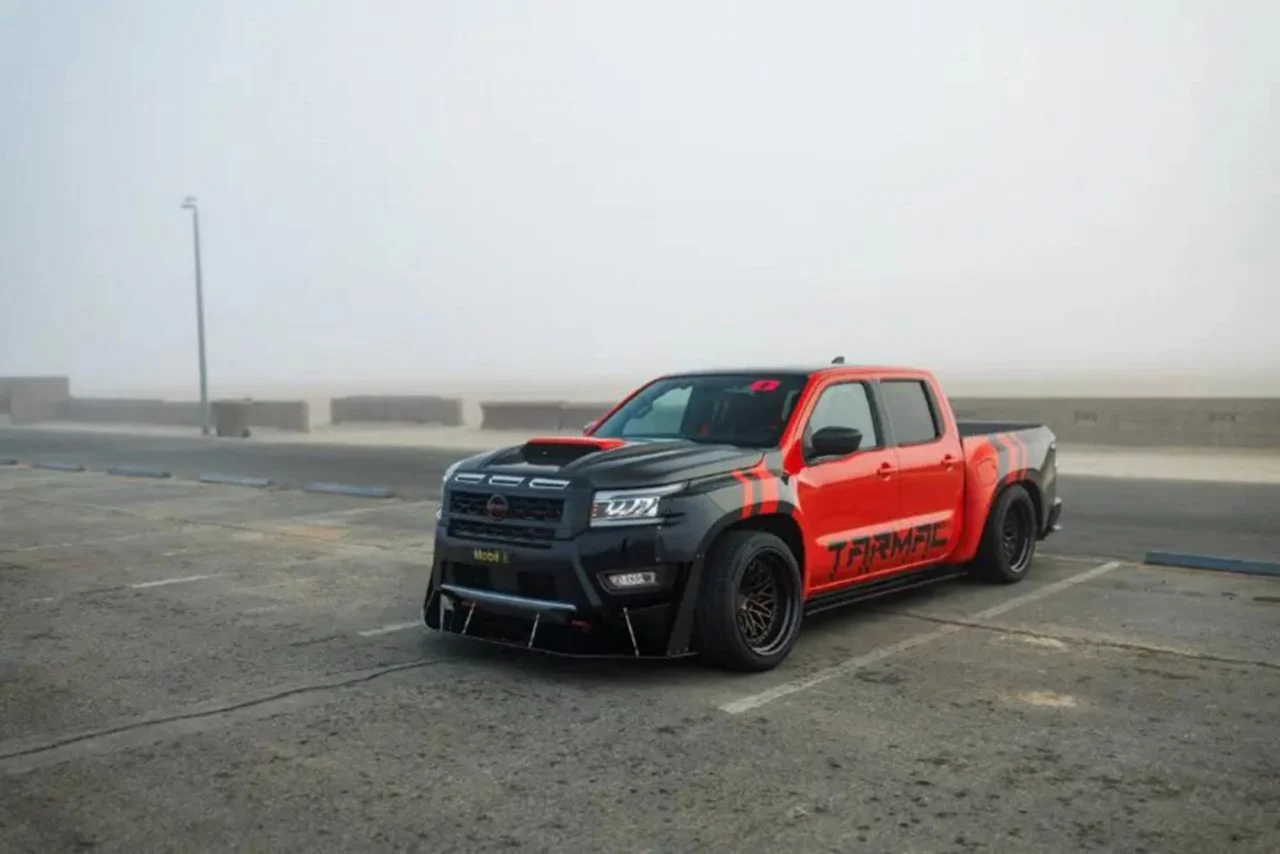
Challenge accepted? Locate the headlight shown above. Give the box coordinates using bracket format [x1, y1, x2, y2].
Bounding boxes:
[589, 483, 685, 527]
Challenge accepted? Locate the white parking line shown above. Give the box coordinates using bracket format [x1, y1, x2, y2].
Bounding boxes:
[720, 560, 1124, 715]
[130, 574, 216, 589]
[7, 530, 177, 554]
[357, 621, 421, 638]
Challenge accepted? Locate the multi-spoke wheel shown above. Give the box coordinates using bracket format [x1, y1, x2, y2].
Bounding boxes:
[695, 530, 804, 671]
[970, 484, 1038, 584]
[736, 554, 790, 655]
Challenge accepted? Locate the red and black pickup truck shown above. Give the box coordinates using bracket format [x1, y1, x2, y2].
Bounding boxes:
[423, 363, 1063, 671]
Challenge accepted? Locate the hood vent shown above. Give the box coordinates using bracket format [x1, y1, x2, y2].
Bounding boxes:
[520, 436, 626, 467]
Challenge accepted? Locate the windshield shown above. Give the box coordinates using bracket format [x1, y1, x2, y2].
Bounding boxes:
[589, 373, 811, 448]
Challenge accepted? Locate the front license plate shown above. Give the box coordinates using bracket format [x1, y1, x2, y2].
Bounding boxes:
[472, 547, 510, 565]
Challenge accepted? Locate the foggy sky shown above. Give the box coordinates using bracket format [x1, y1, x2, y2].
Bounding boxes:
[2, 1, 1277, 395]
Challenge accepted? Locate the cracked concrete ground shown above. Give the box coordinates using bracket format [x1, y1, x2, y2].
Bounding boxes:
[1, 466, 1278, 853]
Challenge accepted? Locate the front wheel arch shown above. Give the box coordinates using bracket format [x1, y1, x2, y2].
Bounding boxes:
[693, 528, 805, 671]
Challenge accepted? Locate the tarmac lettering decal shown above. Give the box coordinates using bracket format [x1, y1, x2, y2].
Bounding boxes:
[826, 521, 949, 580]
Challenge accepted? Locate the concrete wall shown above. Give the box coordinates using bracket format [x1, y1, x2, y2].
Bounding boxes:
[475, 395, 1280, 448]
[559, 402, 617, 430]
[244, 400, 313, 432]
[479, 401, 568, 431]
[55, 398, 203, 427]
[47, 397, 313, 432]
[0, 377, 71, 424]
[331, 395, 463, 427]
[948, 397, 1280, 449]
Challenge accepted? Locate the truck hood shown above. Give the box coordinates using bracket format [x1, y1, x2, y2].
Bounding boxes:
[454, 436, 764, 490]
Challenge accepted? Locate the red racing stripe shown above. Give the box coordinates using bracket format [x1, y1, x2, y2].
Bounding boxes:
[751, 464, 779, 515]
[731, 470, 756, 518]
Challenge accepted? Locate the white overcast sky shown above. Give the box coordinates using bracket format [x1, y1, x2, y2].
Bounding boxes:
[1, 1, 1277, 395]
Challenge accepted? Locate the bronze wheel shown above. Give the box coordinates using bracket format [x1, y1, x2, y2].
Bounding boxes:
[734, 551, 799, 657]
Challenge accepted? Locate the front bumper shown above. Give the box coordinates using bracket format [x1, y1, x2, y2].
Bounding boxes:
[422, 520, 702, 659]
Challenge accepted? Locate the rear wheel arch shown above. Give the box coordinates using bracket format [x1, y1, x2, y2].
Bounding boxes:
[1014, 478, 1045, 531]
[968, 482, 1038, 583]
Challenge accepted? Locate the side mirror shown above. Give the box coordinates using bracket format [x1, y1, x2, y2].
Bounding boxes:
[811, 426, 863, 458]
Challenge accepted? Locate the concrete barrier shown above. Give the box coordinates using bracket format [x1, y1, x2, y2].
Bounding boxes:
[557, 402, 616, 430]
[479, 401, 567, 431]
[949, 397, 1280, 449]
[478, 395, 1280, 447]
[55, 398, 203, 427]
[0, 377, 71, 424]
[47, 397, 313, 432]
[331, 395, 463, 427]
[245, 400, 313, 432]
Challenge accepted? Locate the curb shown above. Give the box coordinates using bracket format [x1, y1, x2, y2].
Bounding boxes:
[1144, 551, 1280, 578]
[106, 465, 172, 479]
[302, 482, 395, 499]
[199, 473, 273, 488]
[32, 461, 87, 472]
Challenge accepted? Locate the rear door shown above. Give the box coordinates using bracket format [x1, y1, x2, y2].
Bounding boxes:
[876, 377, 964, 568]
[793, 380, 903, 593]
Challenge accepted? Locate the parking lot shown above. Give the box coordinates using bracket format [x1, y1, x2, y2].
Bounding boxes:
[2, 464, 1278, 853]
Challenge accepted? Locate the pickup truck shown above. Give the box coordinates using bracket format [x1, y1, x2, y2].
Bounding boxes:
[423, 363, 1063, 671]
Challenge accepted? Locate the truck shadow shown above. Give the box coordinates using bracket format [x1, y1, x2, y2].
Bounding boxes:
[409, 571, 982, 687]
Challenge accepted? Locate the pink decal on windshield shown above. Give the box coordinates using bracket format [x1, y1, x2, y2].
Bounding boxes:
[750, 379, 781, 392]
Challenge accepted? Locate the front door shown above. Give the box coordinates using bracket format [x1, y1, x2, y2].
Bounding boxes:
[793, 380, 903, 594]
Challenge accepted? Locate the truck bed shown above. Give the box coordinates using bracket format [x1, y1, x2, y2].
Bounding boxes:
[954, 419, 1060, 551]
[956, 420, 1046, 438]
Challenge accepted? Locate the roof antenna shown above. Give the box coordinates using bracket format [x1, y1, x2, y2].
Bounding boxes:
[831, 355, 845, 364]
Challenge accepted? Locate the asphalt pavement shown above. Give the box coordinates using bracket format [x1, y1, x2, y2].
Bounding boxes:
[1, 426, 1278, 563]
[2, 465, 1277, 853]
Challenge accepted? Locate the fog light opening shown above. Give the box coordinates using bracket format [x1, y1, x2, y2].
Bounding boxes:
[604, 570, 660, 591]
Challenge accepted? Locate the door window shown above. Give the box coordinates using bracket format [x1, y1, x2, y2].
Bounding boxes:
[804, 382, 881, 450]
[881, 380, 941, 445]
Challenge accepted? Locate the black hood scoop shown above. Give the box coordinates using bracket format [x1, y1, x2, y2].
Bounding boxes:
[488, 436, 629, 468]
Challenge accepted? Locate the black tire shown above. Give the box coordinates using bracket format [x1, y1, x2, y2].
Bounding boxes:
[969, 484, 1038, 584]
[693, 529, 804, 672]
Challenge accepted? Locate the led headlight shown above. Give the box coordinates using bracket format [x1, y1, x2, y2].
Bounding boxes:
[589, 482, 685, 527]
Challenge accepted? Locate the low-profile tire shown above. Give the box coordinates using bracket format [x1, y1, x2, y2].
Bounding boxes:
[693, 529, 804, 672]
[969, 484, 1038, 584]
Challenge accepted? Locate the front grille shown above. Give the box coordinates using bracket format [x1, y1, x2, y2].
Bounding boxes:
[449, 490, 565, 523]
[448, 520, 556, 547]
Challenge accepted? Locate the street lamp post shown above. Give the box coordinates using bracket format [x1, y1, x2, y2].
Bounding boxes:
[181, 196, 211, 435]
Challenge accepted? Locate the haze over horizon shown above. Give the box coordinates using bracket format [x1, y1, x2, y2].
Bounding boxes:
[2, 1, 1277, 398]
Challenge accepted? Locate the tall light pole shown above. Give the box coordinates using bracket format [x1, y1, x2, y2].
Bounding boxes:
[181, 196, 211, 435]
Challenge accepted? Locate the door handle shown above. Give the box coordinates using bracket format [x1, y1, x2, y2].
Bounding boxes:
[877, 461, 894, 478]
[941, 454, 958, 469]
